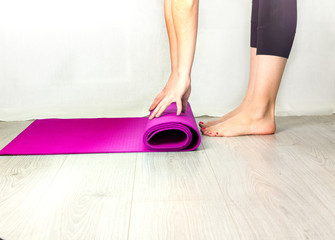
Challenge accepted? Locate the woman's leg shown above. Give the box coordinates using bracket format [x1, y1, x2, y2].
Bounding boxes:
[201, 0, 297, 137]
[200, 0, 260, 128]
[199, 48, 258, 128]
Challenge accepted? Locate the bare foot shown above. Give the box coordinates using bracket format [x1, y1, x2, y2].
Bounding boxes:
[199, 106, 242, 129]
[200, 109, 276, 137]
[199, 99, 252, 128]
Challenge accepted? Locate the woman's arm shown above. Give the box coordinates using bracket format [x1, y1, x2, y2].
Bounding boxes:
[149, 0, 199, 120]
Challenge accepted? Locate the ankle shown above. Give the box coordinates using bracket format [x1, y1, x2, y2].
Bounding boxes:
[248, 100, 275, 120]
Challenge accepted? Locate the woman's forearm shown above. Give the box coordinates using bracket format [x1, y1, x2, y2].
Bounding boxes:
[171, 0, 199, 78]
[164, 0, 178, 73]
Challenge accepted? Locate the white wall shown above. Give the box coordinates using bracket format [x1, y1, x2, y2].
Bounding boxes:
[0, 0, 334, 121]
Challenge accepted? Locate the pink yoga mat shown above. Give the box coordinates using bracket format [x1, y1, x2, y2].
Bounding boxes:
[0, 102, 201, 155]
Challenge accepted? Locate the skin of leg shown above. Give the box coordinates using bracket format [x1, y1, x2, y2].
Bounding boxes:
[201, 54, 287, 137]
[199, 47, 258, 128]
[149, 0, 199, 119]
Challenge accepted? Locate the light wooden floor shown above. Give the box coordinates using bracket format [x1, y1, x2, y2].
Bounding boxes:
[0, 115, 334, 240]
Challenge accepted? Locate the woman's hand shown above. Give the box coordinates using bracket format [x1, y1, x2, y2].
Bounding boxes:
[149, 73, 191, 120]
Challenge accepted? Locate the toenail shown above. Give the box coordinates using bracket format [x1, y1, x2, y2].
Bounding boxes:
[202, 127, 206, 129]
[216, 132, 218, 135]
[200, 121, 204, 124]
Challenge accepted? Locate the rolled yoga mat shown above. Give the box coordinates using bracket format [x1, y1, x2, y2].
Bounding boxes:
[0, 102, 201, 155]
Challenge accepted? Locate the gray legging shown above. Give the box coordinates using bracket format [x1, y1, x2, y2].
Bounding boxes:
[251, 0, 297, 58]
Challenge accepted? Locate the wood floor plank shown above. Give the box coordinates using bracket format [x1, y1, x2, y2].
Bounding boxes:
[2, 153, 137, 240]
[128, 200, 241, 240]
[133, 148, 223, 201]
[0, 155, 65, 239]
[200, 115, 335, 240]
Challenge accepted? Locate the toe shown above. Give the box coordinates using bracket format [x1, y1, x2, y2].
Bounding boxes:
[199, 121, 211, 128]
[200, 127, 208, 135]
[202, 126, 216, 137]
[206, 122, 226, 137]
[199, 119, 221, 128]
